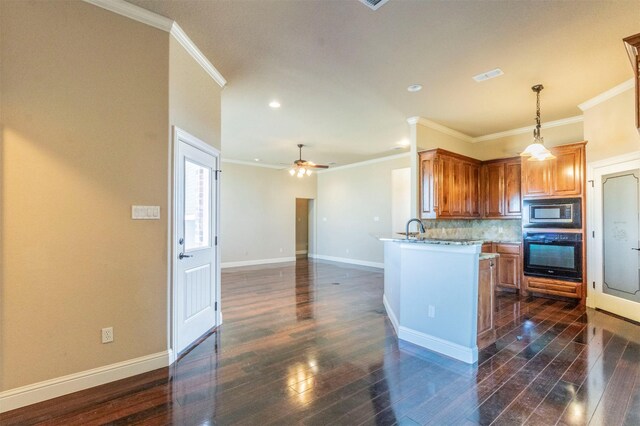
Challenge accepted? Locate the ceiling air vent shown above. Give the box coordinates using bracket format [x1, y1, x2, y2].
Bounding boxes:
[359, 0, 390, 11]
[472, 68, 504, 82]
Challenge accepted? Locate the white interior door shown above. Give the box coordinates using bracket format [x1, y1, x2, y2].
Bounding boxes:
[175, 129, 219, 354]
[592, 159, 640, 322]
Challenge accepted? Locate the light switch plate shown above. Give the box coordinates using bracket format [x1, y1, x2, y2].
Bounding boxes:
[132, 205, 160, 220]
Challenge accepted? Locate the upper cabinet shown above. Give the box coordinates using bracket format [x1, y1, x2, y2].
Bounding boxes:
[482, 158, 521, 219]
[522, 142, 585, 199]
[419, 149, 482, 219]
[419, 149, 521, 219]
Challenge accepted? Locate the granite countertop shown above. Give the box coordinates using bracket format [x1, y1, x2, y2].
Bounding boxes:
[378, 235, 484, 246]
[488, 239, 522, 244]
[479, 253, 500, 260]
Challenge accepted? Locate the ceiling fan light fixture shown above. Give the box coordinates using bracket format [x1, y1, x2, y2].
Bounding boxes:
[520, 84, 555, 161]
[288, 144, 327, 177]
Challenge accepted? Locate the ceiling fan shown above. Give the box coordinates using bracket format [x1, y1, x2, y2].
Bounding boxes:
[289, 144, 328, 176]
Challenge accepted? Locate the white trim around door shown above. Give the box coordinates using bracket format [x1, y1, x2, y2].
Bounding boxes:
[587, 150, 640, 321]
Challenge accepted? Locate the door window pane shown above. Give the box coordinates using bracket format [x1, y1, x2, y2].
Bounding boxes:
[184, 160, 211, 250]
[603, 171, 640, 302]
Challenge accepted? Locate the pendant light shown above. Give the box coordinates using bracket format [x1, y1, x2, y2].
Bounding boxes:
[520, 84, 555, 161]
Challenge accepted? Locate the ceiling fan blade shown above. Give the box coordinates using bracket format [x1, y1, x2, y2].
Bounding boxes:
[288, 145, 329, 169]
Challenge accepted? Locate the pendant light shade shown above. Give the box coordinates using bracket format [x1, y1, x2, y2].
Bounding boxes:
[520, 84, 555, 161]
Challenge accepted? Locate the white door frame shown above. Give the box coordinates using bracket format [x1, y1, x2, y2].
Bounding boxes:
[170, 126, 222, 363]
[586, 150, 640, 312]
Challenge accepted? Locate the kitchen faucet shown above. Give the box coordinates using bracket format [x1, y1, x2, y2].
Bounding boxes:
[405, 218, 426, 239]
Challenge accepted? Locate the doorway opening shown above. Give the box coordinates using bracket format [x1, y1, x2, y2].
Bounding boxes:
[296, 198, 315, 259]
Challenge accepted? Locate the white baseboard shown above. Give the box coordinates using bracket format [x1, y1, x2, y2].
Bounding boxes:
[383, 295, 399, 335]
[398, 326, 477, 364]
[296, 250, 308, 255]
[309, 254, 384, 269]
[221, 256, 296, 269]
[0, 350, 172, 413]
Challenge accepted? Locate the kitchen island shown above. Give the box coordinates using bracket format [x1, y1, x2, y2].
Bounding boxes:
[380, 236, 497, 364]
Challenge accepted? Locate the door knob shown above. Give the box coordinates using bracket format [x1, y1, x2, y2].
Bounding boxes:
[179, 253, 193, 259]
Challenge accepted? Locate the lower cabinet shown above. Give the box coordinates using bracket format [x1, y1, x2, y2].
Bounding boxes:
[478, 257, 496, 339]
[482, 242, 522, 290]
[494, 243, 521, 290]
[525, 277, 582, 300]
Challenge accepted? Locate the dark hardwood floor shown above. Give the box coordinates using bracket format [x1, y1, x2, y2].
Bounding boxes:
[3, 259, 640, 425]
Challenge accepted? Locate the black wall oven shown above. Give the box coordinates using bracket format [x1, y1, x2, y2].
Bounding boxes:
[523, 232, 582, 282]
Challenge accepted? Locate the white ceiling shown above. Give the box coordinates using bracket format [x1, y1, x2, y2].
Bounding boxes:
[127, 0, 639, 167]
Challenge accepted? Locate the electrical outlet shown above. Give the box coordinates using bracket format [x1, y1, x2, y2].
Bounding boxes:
[279, 248, 283, 253]
[346, 248, 350, 254]
[101, 327, 114, 344]
[428, 305, 435, 318]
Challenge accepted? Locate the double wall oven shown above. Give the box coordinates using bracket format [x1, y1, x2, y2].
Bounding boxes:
[522, 198, 582, 282]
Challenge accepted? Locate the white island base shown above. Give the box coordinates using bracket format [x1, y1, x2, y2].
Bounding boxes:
[382, 239, 482, 364]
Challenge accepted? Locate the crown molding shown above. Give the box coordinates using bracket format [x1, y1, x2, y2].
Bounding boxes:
[83, 0, 173, 31]
[82, 0, 226, 88]
[318, 152, 410, 174]
[471, 115, 584, 143]
[222, 158, 285, 170]
[577, 78, 634, 111]
[407, 117, 474, 143]
[170, 23, 227, 88]
[408, 115, 583, 144]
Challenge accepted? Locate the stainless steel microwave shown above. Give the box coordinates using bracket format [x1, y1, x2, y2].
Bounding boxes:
[523, 198, 581, 229]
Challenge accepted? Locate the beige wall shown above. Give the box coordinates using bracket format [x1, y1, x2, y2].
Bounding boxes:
[169, 37, 222, 151]
[220, 162, 317, 264]
[416, 125, 476, 156]
[416, 121, 584, 161]
[470, 121, 585, 161]
[295, 199, 309, 253]
[316, 156, 411, 265]
[0, 1, 171, 390]
[583, 88, 640, 163]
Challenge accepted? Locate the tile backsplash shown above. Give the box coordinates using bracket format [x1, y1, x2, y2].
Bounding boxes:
[419, 219, 522, 241]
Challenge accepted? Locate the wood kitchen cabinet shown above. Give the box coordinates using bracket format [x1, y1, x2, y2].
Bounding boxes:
[419, 149, 482, 219]
[525, 276, 582, 300]
[419, 149, 521, 220]
[482, 157, 522, 218]
[522, 142, 585, 198]
[478, 257, 496, 341]
[493, 243, 521, 290]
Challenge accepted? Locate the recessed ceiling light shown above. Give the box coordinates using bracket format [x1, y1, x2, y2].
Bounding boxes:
[254, 158, 260, 162]
[472, 68, 504, 82]
[397, 138, 410, 146]
[407, 84, 422, 92]
[269, 100, 281, 108]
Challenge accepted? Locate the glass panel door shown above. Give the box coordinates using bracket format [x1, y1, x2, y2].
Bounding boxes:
[603, 170, 640, 302]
